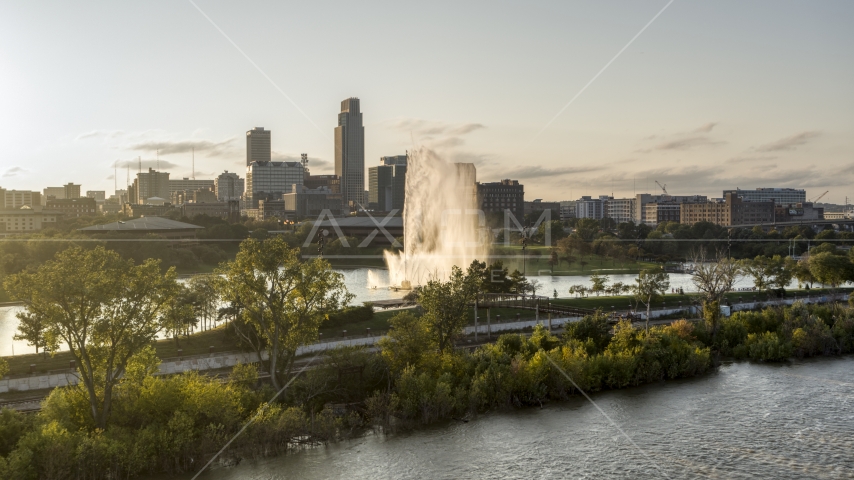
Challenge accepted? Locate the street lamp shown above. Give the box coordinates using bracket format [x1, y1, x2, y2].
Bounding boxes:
[521, 225, 530, 277]
[317, 228, 329, 258]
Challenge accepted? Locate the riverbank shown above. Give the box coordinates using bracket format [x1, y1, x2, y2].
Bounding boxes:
[3, 300, 853, 479]
[200, 355, 854, 479]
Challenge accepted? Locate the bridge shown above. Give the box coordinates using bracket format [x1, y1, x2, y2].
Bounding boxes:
[735, 218, 854, 230]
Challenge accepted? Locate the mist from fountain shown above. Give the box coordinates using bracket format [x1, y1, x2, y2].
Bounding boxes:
[384, 148, 488, 287]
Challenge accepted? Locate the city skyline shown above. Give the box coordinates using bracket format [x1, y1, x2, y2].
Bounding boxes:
[1, 1, 852, 203]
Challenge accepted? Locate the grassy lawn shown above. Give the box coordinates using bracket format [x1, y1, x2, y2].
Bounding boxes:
[551, 287, 853, 312]
[3, 326, 241, 377]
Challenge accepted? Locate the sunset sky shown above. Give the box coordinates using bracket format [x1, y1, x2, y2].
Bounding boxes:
[1, 0, 852, 203]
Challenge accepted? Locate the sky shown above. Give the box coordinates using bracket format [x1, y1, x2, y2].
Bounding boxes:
[1, 0, 852, 203]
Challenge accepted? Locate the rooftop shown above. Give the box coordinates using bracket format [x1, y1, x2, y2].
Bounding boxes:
[79, 217, 204, 232]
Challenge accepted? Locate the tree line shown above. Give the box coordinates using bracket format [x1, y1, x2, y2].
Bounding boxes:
[2, 238, 854, 478]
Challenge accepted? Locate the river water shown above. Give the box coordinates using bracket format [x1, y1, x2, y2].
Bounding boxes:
[195, 357, 854, 479]
[0, 268, 810, 356]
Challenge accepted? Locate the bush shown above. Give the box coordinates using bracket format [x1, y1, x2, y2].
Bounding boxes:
[746, 332, 792, 361]
[325, 304, 374, 328]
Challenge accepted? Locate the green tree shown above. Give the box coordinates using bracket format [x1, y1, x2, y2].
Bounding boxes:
[691, 250, 740, 341]
[161, 285, 198, 348]
[417, 262, 481, 351]
[808, 252, 854, 290]
[4, 246, 177, 429]
[188, 274, 220, 331]
[589, 273, 609, 296]
[739, 255, 793, 292]
[509, 269, 529, 294]
[378, 311, 437, 374]
[632, 269, 670, 331]
[217, 237, 352, 389]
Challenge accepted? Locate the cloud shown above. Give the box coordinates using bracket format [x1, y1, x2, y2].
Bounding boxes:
[637, 136, 725, 153]
[2, 167, 26, 178]
[448, 123, 485, 135]
[112, 159, 181, 170]
[501, 165, 604, 180]
[75, 130, 102, 141]
[755, 131, 820, 152]
[725, 155, 778, 164]
[106, 174, 115, 180]
[128, 138, 236, 156]
[74, 129, 124, 141]
[692, 122, 717, 133]
[389, 118, 486, 151]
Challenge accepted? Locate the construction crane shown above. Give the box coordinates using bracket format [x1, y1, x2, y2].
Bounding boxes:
[655, 181, 668, 195]
[810, 190, 829, 203]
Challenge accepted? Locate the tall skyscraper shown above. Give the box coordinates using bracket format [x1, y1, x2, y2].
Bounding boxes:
[334, 98, 365, 208]
[246, 127, 271, 166]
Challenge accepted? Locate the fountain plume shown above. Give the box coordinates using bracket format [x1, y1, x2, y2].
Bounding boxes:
[384, 148, 488, 286]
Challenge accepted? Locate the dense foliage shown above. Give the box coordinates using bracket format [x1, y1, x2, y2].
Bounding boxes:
[3, 299, 854, 478]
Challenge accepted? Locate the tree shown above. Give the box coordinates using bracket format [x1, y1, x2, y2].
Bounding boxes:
[548, 249, 559, 273]
[417, 262, 481, 351]
[188, 274, 220, 331]
[217, 237, 352, 389]
[378, 311, 437, 374]
[4, 246, 177, 429]
[739, 255, 795, 292]
[632, 269, 670, 331]
[808, 252, 854, 290]
[691, 250, 740, 341]
[161, 284, 198, 348]
[589, 273, 609, 296]
[509, 269, 529, 295]
[13, 311, 49, 358]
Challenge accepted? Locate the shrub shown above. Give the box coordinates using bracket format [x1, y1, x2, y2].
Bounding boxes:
[746, 332, 792, 361]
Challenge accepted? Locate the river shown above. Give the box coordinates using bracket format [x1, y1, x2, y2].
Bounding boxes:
[0, 268, 808, 356]
[193, 356, 854, 479]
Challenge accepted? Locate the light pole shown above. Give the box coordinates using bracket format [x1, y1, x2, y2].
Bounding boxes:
[521, 225, 530, 277]
[317, 228, 329, 258]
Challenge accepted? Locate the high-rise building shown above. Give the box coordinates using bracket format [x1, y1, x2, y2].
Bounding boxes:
[1, 188, 42, 209]
[605, 197, 636, 224]
[368, 165, 394, 212]
[43, 186, 65, 201]
[246, 127, 271, 166]
[559, 201, 577, 221]
[722, 188, 806, 206]
[334, 98, 365, 208]
[63, 183, 81, 199]
[680, 193, 775, 226]
[368, 154, 408, 212]
[215, 171, 245, 201]
[133, 168, 170, 204]
[244, 161, 304, 208]
[634, 193, 708, 225]
[575, 196, 610, 220]
[169, 178, 215, 195]
[46, 197, 97, 217]
[382, 155, 408, 211]
[477, 179, 524, 221]
[304, 174, 341, 194]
